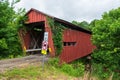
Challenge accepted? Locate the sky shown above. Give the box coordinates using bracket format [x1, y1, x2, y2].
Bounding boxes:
[15, 0, 120, 23]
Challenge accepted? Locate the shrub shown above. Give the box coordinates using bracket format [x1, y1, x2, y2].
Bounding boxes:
[48, 58, 85, 77]
[47, 57, 59, 67]
[61, 62, 84, 77]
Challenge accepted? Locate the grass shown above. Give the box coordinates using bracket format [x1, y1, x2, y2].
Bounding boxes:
[0, 57, 115, 80]
[0, 64, 77, 80]
[0, 54, 24, 60]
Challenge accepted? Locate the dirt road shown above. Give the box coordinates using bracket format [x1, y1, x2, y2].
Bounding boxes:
[0, 54, 49, 72]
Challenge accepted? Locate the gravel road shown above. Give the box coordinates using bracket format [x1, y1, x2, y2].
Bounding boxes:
[0, 54, 49, 73]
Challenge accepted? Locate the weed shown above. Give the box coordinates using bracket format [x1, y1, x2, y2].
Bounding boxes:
[0, 63, 76, 80]
[48, 57, 85, 77]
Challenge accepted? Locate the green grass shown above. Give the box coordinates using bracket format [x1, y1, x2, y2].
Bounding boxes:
[1, 57, 115, 80]
[48, 57, 85, 77]
[0, 64, 76, 80]
[0, 54, 24, 60]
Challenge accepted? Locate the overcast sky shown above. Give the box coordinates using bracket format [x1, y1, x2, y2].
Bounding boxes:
[15, 0, 120, 23]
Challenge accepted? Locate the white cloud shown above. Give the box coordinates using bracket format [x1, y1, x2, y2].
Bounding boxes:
[15, 0, 120, 22]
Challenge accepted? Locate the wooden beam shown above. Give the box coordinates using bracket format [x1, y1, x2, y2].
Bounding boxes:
[26, 48, 41, 52]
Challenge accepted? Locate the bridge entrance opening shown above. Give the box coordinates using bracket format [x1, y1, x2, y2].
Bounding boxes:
[19, 21, 45, 54]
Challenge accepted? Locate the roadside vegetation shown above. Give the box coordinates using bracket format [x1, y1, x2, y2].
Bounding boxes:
[0, 64, 73, 80]
[72, 8, 120, 80]
[0, 57, 115, 80]
[90, 7, 120, 80]
[0, 0, 25, 59]
[0, 58, 83, 80]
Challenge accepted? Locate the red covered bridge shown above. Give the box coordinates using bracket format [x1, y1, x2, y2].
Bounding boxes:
[19, 8, 95, 63]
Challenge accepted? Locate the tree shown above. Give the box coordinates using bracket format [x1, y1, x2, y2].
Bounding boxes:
[89, 19, 98, 30]
[72, 20, 90, 30]
[0, 0, 25, 58]
[91, 7, 120, 77]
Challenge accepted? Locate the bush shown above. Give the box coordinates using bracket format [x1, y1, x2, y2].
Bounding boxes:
[91, 63, 120, 80]
[91, 63, 111, 79]
[47, 57, 59, 67]
[48, 58, 85, 77]
[61, 63, 84, 77]
[0, 0, 25, 59]
[90, 7, 120, 79]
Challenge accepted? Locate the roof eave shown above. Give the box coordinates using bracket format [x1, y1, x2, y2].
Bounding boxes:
[54, 17, 92, 34]
[25, 8, 54, 18]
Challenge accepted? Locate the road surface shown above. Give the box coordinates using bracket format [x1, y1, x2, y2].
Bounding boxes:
[0, 54, 49, 73]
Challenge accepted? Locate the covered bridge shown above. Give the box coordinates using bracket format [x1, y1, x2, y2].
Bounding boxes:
[19, 8, 95, 63]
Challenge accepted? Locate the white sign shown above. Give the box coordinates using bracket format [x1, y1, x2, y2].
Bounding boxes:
[44, 32, 48, 42]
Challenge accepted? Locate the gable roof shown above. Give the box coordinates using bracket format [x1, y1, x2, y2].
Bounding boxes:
[26, 8, 92, 34]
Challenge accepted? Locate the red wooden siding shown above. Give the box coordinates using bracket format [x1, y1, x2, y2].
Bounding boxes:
[26, 10, 46, 24]
[23, 31, 31, 49]
[60, 29, 95, 63]
[18, 29, 31, 50]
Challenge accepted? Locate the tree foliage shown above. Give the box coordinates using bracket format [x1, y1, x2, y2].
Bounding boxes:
[72, 20, 90, 30]
[91, 7, 120, 78]
[0, 0, 25, 58]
